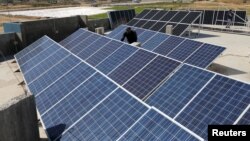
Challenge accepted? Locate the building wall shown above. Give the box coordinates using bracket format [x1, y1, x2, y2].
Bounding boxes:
[0, 94, 40, 141]
[0, 32, 22, 57]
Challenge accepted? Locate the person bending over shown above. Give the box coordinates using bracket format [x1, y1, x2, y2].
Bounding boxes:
[121, 27, 137, 44]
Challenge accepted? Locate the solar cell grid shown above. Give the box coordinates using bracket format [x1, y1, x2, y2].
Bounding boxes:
[34, 63, 96, 114]
[142, 10, 160, 19]
[170, 11, 189, 23]
[123, 56, 180, 100]
[167, 40, 203, 61]
[151, 10, 168, 20]
[63, 31, 92, 50]
[146, 64, 215, 118]
[42, 73, 117, 140]
[127, 19, 139, 26]
[135, 9, 151, 19]
[237, 108, 250, 125]
[184, 43, 225, 68]
[181, 12, 201, 24]
[86, 40, 123, 66]
[108, 50, 156, 85]
[153, 36, 185, 56]
[134, 19, 148, 27]
[118, 109, 201, 141]
[76, 37, 111, 60]
[96, 44, 138, 74]
[149, 22, 167, 32]
[160, 11, 178, 21]
[138, 30, 156, 43]
[107, 25, 127, 37]
[176, 75, 250, 139]
[58, 88, 149, 141]
[24, 48, 69, 83]
[173, 24, 189, 36]
[142, 33, 169, 51]
[141, 21, 157, 29]
[59, 29, 85, 46]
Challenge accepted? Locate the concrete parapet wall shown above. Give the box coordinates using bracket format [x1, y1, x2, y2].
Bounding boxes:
[88, 18, 111, 32]
[0, 94, 40, 141]
[0, 32, 22, 57]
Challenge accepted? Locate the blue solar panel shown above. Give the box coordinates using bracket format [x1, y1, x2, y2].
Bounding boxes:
[28, 55, 81, 95]
[124, 56, 180, 99]
[108, 50, 156, 85]
[58, 88, 149, 141]
[134, 27, 146, 36]
[176, 75, 250, 139]
[63, 31, 92, 50]
[184, 44, 225, 68]
[142, 33, 169, 51]
[86, 40, 123, 66]
[70, 34, 101, 54]
[118, 109, 200, 141]
[138, 30, 156, 43]
[96, 44, 138, 74]
[153, 36, 185, 56]
[17, 39, 55, 66]
[20, 43, 60, 73]
[42, 73, 117, 140]
[167, 40, 203, 61]
[24, 49, 69, 83]
[146, 64, 215, 118]
[15, 36, 49, 59]
[76, 37, 111, 60]
[34, 63, 96, 114]
[59, 29, 86, 46]
[107, 25, 127, 38]
[237, 109, 250, 125]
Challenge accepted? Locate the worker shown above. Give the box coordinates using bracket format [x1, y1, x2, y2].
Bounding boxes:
[226, 9, 234, 28]
[121, 27, 137, 44]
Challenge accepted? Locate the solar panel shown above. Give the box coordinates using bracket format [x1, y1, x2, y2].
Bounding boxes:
[181, 12, 201, 24]
[96, 44, 138, 74]
[123, 56, 180, 100]
[149, 22, 167, 32]
[153, 36, 185, 56]
[173, 24, 189, 36]
[41, 73, 117, 140]
[160, 11, 178, 21]
[59, 29, 86, 46]
[24, 49, 69, 83]
[142, 33, 169, 51]
[135, 9, 151, 19]
[133, 27, 146, 36]
[175, 75, 250, 139]
[146, 64, 215, 118]
[107, 25, 127, 37]
[86, 40, 123, 66]
[20, 42, 59, 73]
[108, 9, 136, 28]
[167, 40, 203, 61]
[184, 43, 225, 68]
[141, 21, 157, 29]
[118, 108, 201, 141]
[63, 30, 92, 50]
[108, 50, 156, 85]
[237, 109, 250, 125]
[127, 19, 139, 26]
[70, 34, 101, 54]
[151, 10, 168, 20]
[215, 10, 224, 25]
[235, 11, 247, 26]
[137, 30, 156, 43]
[27, 55, 81, 95]
[76, 37, 111, 60]
[15, 36, 50, 60]
[17, 38, 55, 66]
[170, 11, 189, 23]
[58, 88, 149, 140]
[142, 10, 160, 19]
[134, 19, 148, 27]
[34, 63, 96, 114]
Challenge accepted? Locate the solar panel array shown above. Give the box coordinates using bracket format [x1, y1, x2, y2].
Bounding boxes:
[108, 24, 225, 68]
[15, 35, 203, 141]
[127, 9, 201, 36]
[108, 9, 136, 29]
[193, 10, 247, 26]
[15, 28, 250, 141]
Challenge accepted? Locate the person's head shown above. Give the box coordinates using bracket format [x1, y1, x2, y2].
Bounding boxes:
[126, 27, 132, 32]
[229, 9, 232, 12]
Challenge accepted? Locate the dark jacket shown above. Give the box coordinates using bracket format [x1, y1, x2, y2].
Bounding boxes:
[121, 30, 137, 44]
[227, 11, 233, 20]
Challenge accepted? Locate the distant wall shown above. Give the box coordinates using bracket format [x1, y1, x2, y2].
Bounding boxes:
[0, 32, 22, 57]
[4, 16, 87, 47]
[0, 94, 40, 141]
